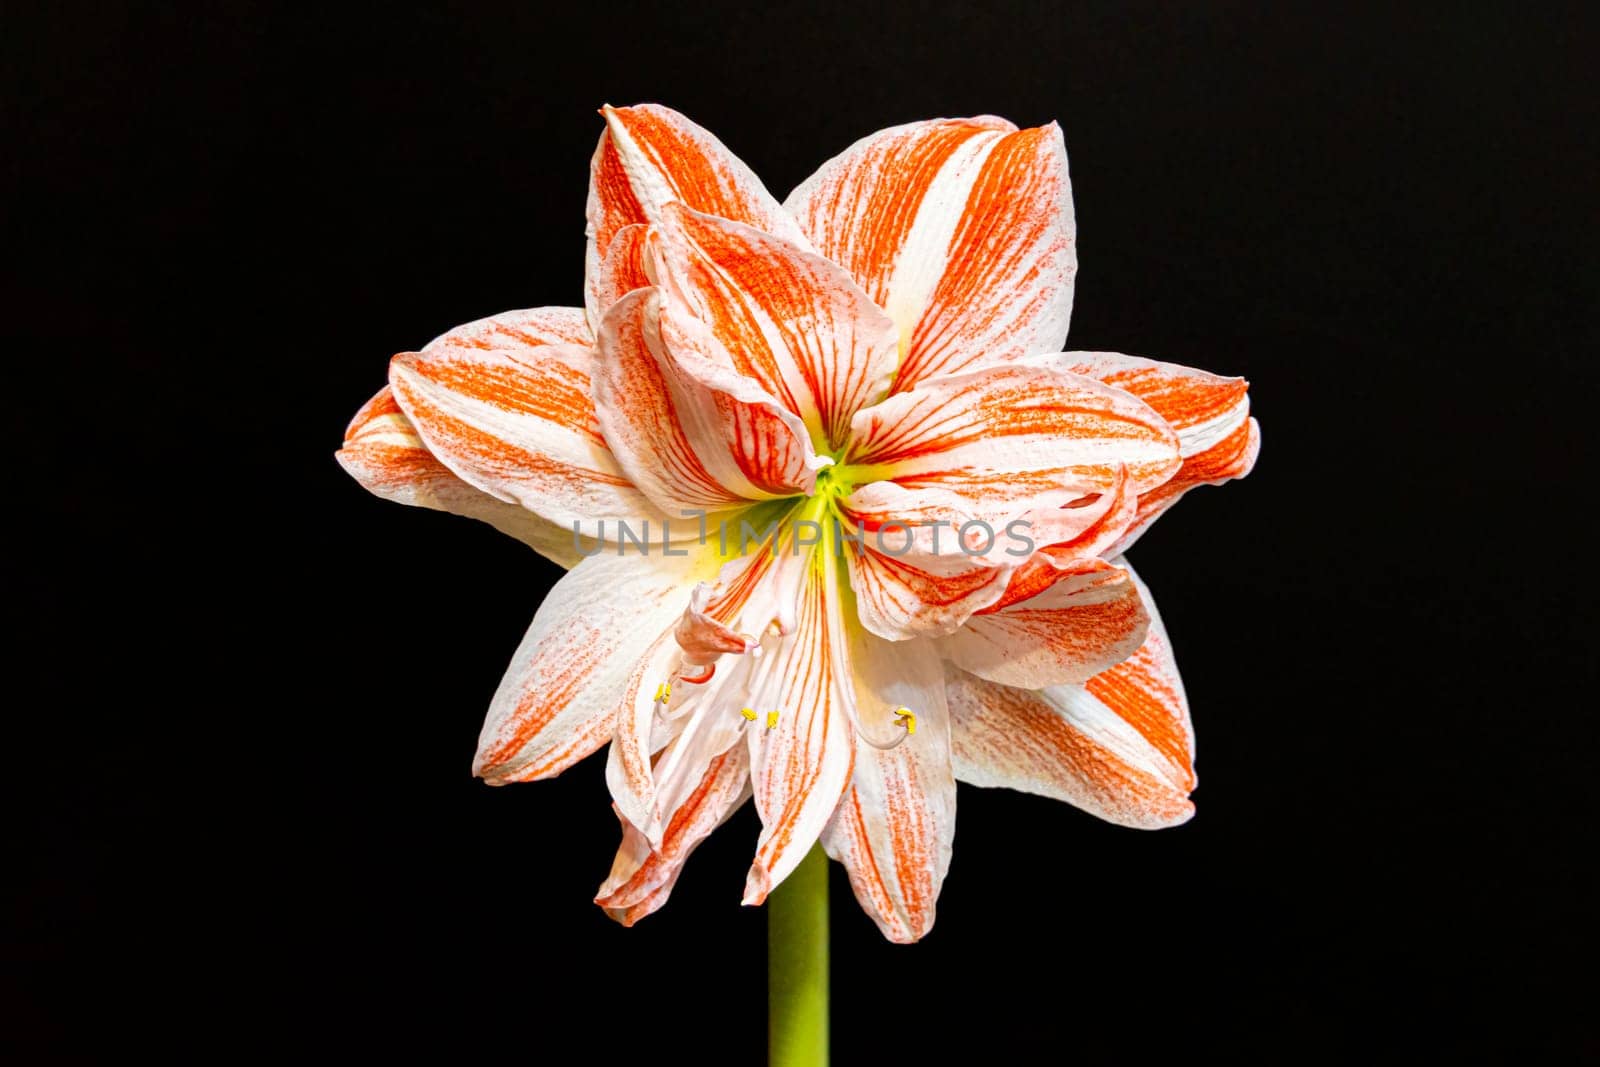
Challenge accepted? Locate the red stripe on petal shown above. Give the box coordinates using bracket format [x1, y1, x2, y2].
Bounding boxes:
[654, 204, 899, 447]
[897, 125, 1075, 389]
[946, 667, 1194, 829]
[785, 119, 1010, 309]
[940, 559, 1149, 689]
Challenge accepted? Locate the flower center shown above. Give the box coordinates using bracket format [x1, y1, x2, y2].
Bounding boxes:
[811, 460, 853, 502]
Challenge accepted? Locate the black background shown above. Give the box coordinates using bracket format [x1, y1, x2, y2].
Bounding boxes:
[9, 2, 1597, 1060]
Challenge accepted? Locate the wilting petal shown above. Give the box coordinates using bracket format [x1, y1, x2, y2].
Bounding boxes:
[785, 118, 1075, 391]
[593, 287, 821, 512]
[587, 103, 804, 332]
[389, 307, 668, 534]
[653, 203, 901, 448]
[743, 561, 857, 904]
[938, 558, 1148, 689]
[336, 387, 589, 568]
[846, 354, 1182, 501]
[473, 547, 716, 785]
[1067, 352, 1259, 551]
[821, 627, 955, 943]
[945, 664, 1193, 829]
[597, 744, 750, 925]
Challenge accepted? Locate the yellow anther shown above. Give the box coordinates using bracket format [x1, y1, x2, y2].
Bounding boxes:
[740, 707, 757, 722]
[766, 711, 780, 729]
[654, 683, 671, 704]
[893, 707, 917, 735]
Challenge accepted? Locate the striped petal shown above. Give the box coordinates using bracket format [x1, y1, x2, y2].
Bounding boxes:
[607, 526, 854, 896]
[593, 287, 820, 512]
[1084, 558, 1197, 794]
[842, 548, 1012, 641]
[1067, 352, 1259, 552]
[605, 623, 750, 848]
[1114, 417, 1260, 553]
[785, 118, 1075, 392]
[845, 354, 1182, 500]
[820, 627, 955, 943]
[336, 387, 589, 568]
[388, 307, 668, 535]
[938, 558, 1149, 689]
[984, 464, 1138, 611]
[473, 547, 717, 785]
[834, 488, 1014, 640]
[587, 103, 805, 332]
[589, 223, 653, 326]
[945, 664, 1193, 829]
[596, 744, 750, 926]
[652, 203, 901, 448]
[1031, 462, 1138, 563]
[742, 557, 858, 904]
[605, 515, 808, 846]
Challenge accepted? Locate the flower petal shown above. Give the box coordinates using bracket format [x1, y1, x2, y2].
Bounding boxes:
[845, 354, 1182, 498]
[982, 464, 1138, 611]
[1067, 352, 1259, 552]
[387, 307, 667, 534]
[652, 203, 901, 448]
[1116, 418, 1261, 554]
[1067, 352, 1250, 457]
[785, 118, 1075, 391]
[675, 582, 758, 667]
[834, 492, 1014, 640]
[592, 287, 820, 512]
[938, 558, 1149, 689]
[945, 664, 1193, 829]
[336, 387, 588, 568]
[605, 517, 806, 846]
[473, 547, 716, 785]
[1085, 558, 1197, 793]
[1030, 462, 1138, 562]
[742, 561, 857, 904]
[587, 103, 804, 331]
[587, 223, 653, 328]
[820, 627, 955, 943]
[605, 624, 750, 847]
[596, 744, 750, 925]
[601, 103, 806, 240]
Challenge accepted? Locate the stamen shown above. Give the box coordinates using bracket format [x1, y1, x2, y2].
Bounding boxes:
[654, 676, 698, 727]
[730, 631, 785, 732]
[852, 705, 916, 750]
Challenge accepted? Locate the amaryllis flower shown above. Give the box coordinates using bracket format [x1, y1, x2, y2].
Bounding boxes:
[337, 104, 1258, 942]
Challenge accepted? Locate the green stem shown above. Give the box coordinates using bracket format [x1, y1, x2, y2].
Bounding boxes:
[768, 845, 829, 1067]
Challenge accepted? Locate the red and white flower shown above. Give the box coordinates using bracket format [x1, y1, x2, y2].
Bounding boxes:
[337, 105, 1258, 942]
